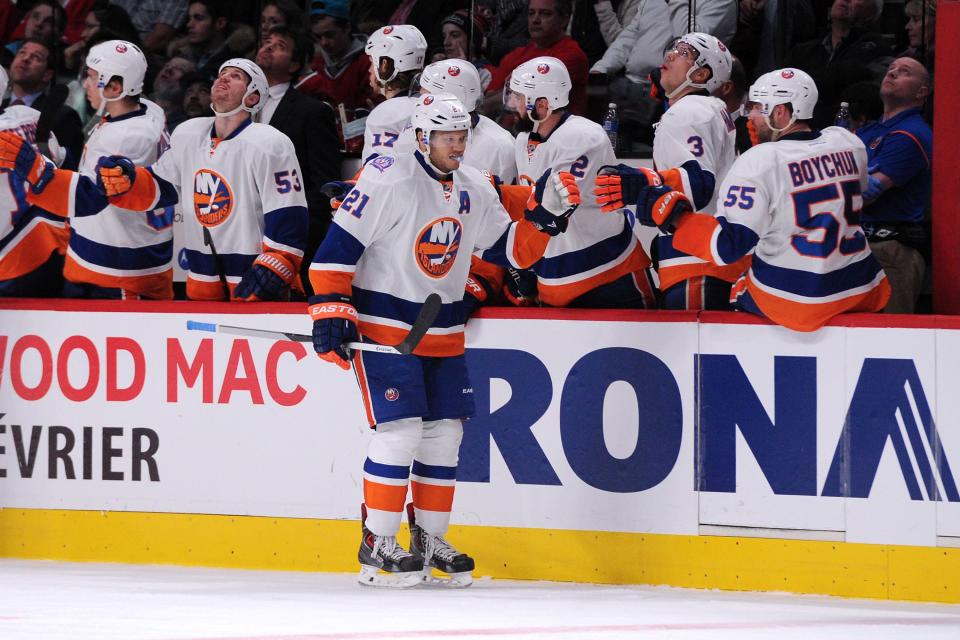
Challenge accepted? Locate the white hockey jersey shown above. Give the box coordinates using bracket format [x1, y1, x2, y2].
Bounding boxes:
[57, 100, 173, 298]
[116, 117, 309, 300]
[672, 127, 890, 331]
[309, 151, 550, 357]
[652, 94, 745, 290]
[515, 113, 649, 306]
[361, 96, 417, 164]
[0, 105, 68, 285]
[464, 114, 517, 185]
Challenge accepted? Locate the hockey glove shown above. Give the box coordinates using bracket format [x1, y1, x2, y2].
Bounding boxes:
[308, 293, 359, 370]
[320, 179, 357, 210]
[96, 155, 137, 198]
[634, 185, 693, 234]
[0, 130, 55, 193]
[503, 267, 538, 306]
[594, 164, 662, 213]
[463, 274, 491, 319]
[234, 252, 297, 301]
[524, 169, 581, 236]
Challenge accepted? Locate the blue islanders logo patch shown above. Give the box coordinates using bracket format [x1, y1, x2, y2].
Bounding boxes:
[414, 217, 462, 279]
[370, 156, 395, 172]
[193, 169, 234, 227]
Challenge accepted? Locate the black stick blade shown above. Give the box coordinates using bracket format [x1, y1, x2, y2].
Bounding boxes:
[395, 293, 442, 355]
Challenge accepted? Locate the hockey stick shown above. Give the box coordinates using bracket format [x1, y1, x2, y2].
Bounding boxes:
[185, 293, 443, 356]
[35, 83, 68, 159]
[202, 226, 232, 300]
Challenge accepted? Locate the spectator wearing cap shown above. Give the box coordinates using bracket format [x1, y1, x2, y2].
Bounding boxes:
[856, 57, 933, 314]
[484, 0, 589, 116]
[298, 0, 372, 112]
[256, 25, 341, 295]
[436, 9, 494, 92]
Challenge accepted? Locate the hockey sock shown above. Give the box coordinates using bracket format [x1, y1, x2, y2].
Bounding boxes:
[363, 417, 423, 536]
[411, 418, 463, 536]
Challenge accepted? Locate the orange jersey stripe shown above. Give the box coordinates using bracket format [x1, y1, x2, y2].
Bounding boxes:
[411, 480, 455, 513]
[25, 169, 74, 217]
[672, 213, 721, 263]
[363, 478, 409, 513]
[497, 183, 533, 221]
[657, 255, 752, 291]
[511, 219, 551, 269]
[109, 167, 159, 212]
[309, 268, 353, 297]
[186, 277, 234, 301]
[537, 244, 651, 307]
[746, 273, 891, 332]
[353, 350, 377, 427]
[358, 321, 465, 358]
[0, 220, 68, 280]
[63, 258, 173, 299]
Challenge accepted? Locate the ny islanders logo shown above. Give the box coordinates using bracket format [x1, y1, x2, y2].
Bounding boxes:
[448, 65, 461, 76]
[415, 217, 462, 278]
[537, 63, 550, 74]
[193, 169, 234, 227]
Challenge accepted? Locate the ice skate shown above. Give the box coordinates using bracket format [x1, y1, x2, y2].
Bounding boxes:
[357, 504, 423, 588]
[406, 503, 475, 588]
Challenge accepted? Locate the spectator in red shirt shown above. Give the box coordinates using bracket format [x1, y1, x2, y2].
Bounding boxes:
[297, 0, 372, 112]
[483, 0, 588, 116]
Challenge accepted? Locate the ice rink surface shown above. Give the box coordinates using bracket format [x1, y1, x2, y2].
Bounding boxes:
[1, 559, 959, 640]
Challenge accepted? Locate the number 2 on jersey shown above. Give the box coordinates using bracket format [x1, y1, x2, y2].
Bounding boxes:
[791, 179, 865, 258]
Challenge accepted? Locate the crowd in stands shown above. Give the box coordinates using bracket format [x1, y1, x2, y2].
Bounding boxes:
[0, 0, 939, 324]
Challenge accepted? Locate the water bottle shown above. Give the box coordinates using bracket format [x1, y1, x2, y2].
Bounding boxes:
[834, 101, 851, 130]
[602, 102, 619, 153]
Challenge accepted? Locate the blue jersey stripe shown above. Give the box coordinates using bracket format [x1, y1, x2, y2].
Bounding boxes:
[536, 221, 633, 279]
[69, 228, 172, 270]
[411, 460, 457, 480]
[680, 160, 715, 211]
[184, 248, 256, 278]
[752, 254, 883, 298]
[715, 217, 759, 265]
[353, 286, 463, 329]
[264, 205, 309, 251]
[364, 458, 410, 480]
[311, 222, 365, 266]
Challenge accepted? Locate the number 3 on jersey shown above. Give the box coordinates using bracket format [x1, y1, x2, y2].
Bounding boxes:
[274, 170, 302, 194]
[791, 179, 866, 258]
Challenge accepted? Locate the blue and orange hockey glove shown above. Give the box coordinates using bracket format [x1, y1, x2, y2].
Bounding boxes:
[524, 169, 581, 235]
[234, 252, 297, 301]
[634, 185, 693, 234]
[308, 294, 359, 370]
[0, 130, 55, 192]
[594, 164, 662, 212]
[95, 155, 137, 197]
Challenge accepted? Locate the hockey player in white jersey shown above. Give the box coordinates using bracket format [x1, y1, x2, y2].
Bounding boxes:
[630, 68, 890, 331]
[308, 93, 580, 587]
[361, 24, 427, 164]
[0, 40, 173, 299]
[595, 32, 746, 310]
[0, 65, 68, 296]
[507, 56, 654, 308]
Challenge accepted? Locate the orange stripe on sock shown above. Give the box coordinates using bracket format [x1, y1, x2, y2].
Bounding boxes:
[411, 480, 455, 513]
[363, 479, 409, 513]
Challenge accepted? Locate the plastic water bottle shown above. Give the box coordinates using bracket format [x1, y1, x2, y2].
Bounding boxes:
[834, 101, 851, 130]
[602, 103, 619, 153]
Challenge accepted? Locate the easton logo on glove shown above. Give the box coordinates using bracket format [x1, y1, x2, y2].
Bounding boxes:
[309, 302, 359, 320]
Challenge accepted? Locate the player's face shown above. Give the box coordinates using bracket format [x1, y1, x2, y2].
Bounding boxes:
[660, 39, 698, 94]
[744, 101, 774, 143]
[427, 130, 468, 173]
[212, 67, 251, 112]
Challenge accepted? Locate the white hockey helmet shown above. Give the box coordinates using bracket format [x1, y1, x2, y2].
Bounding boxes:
[420, 59, 482, 111]
[365, 25, 427, 84]
[212, 58, 269, 117]
[0, 65, 7, 101]
[749, 68, 818, 131]
[411, 92, 470, 148]
[669, 32, 733, 97]
[85, 40, 147, 98]
[508, 56, 571, 115]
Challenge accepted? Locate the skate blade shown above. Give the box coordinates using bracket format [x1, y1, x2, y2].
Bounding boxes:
[420, 568, 473, 588]
[358, 565, 422, 589]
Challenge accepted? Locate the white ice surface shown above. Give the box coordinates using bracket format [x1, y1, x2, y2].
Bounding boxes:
[1, 559, 959, 640]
